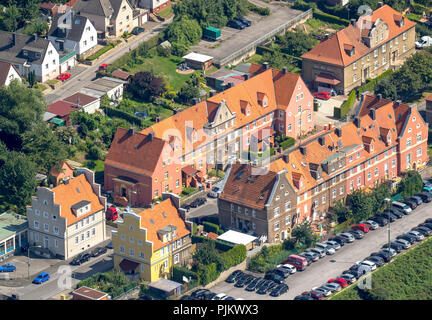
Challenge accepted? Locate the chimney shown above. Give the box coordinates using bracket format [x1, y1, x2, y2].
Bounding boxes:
[318, 136, 325, 146]
[263, 62, 269, 70]
[128, 128, 135, 135]
[335, 127, 342, 137]
[350, 19, 356, 26]
[369, 108, 376, 121]
[149, 132, 154, 141]
[395, 100, 401, 107]
[377, 94, 382, 100]
[378, 1, 384, 8]
[209, 90, 216, 97]
[33, 33, 37, 41]
[354, 116, 360, 128]
[12, 33, 16, 45]
[244, 74, 249, 80]
[299, 145, 306, 156]
[283, 154, 289, 163]
[282, 67, 287, 74]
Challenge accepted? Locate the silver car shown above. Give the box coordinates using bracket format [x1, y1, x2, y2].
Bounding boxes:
[312, 286, 331, 297]
[363, 220, 379, 230]
[321, 282, 342, 293]
[277, 264, 296, 274]
[393, 238, 411, 249]
[339, 232, 355, 243]
[315, 243, 336, 255]
[324, 240, 341, 250]
[306, 247, 325, 258]
[408, 230, 424, 241]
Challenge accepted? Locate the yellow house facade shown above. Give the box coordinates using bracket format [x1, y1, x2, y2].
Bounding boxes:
[112, 194, 192, 282]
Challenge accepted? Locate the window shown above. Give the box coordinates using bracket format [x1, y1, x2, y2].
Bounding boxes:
[130, 248, 134, 256]
[395, 37, 399, 45]
[357, 176, 361, 186]
[83, 40, 87, 46]
[274, 207, 280, 218]
[374, 49, 378, 57]
[314, 186, 319, 194]
[274, 221, 280, 231]
[298, 105, 302, 113]
[34, 221, 40, 229]
[403, 32, 407, 40]
[382, 56, 386, 65]
[174, 253, 179, 264]
[288, 123, 292, 132]
[176, 179, 180, 188]
[75, 236, 78, 244]
[129, 237, 134, 243]
[35, 209, 40, 216]
[86, 231, 90, 239]
[92, 228, 95, 236]
[368, 172, 372, 180]
[120, 246, 125, 253]
[407, 138, 412, 147]
[350, 180, 354, 190]
[332, 189, 336, 199]
[45, 64, 49, 69]
[322, 195, 326, 204]
[121, 234, 126, 241]
[285, 201, 291, 211]
[81, 233, 84, 241]
[245, 208, 249, 216]
[43, 211, 49, 219]
[353, 74, 358, 82]
[392, 158, 396, 168]
[417, 133, 422, 143]
[353, 62, 357, 70]
[154, 190, 158, 197]
[374, 61, 379, 70]
[382, 44, 386, 53]
[54, 226, 59, 235]
[339, 186, 344, 195]
[252, 209, 256, 217]
[308, 113, 312, 122]
[357, 152, 360, 159]
[140, 251, 145, 259]
[403, 44, 407, 53]
[164, 171, 168, 179]
[417, 147, 422, 157]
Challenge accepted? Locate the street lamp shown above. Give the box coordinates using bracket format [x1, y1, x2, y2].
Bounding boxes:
[384, 198, 391, 255]
[27, 245, 42, 280]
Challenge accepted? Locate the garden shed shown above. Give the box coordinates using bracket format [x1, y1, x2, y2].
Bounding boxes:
[217, 230, 257, 251]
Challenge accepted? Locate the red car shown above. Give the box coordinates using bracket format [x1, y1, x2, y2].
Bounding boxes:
[313, 91, 331, 100]
[352, 223, 370, 233]
[106, 205, 118, 221]
[328, 278, 349, 288]
[98, 63, 109, 71]
[56, 72, 71, 82]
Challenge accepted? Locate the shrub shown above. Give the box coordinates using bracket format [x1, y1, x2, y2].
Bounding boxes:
[203, 221, 219, 234]
[101, 106, 144, 127]
[247, 2, 270, 15]
[313, 11, 350, 26]
[181, 186, 197, 196]
[220, 245, 247, 270]
[173, 266, 198, 283]
[171, 42, 189, 57]
[201, 216, 219, 225]
[292, 0, 316, 11]
[196, 263, 219, 285]
[87, 145, 103, 160]
[156, 44, 171, 57]
[280, 137, 296, 150]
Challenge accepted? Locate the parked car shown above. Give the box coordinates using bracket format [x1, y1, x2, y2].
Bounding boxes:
[304, 290, 325, 300]
[131, 26, 145, 35]
[358, 260, 377, 271]
[277, 264, 297, 274]
[396, 233, 417, 244]
[234, 274, 254, 288]
[212, 293, 227, 300]
[417, 192, 432, 203]
[0, 263, 16, 272]
[424, 218, 432, 224]
[264, 272, 285, 284]
[408, 196, 423, 206]
[338, 232, 355, 243]
[106, 205, 118, 221]
[297, 253, 313, 265]
[70, 253, 91, 265]
[393, 238, 411, 249]
[420, 222, 432, 231]
[227, 19, 246, 29]
[371, 251, 392, 263]
[379, 248, 397, 257]
[98, 63, 109, 71]
[328, 278, 349, 288]
[371, 216, 389, 227]
[234, 17, 251, 27]
[349, 229, 365, 239]
[226, 270, 243, 283]
[245, 277, 265, 291]
[306, 247, 326, 258]
[33, 272, 50, 284]
[315, 243, 336, 255]
[403, 199, 417, 210]
[269, 283, 289, 297]
[256, 279, 272, 292]
[321, 282, 342, 293]
[408, 230, 425, 241]
[311, 286, 332, 297]
[190, 197, 207, 208]
[352, 223, 370, 233]
[388, 209, 404, 219]
[294, 294, 314, 300]
[222, 296, 236, 300]
[381, 242, 403, 253]
[90, 246, 107, 257]
[313, 91, 331, 100]
[191, 289, 210, 299]
[201, 291, 217, 300]
[57, 72, 71, 82]
[362, 220, 379, 230]
[415, 35, 432, 49]
[365, 255, 385, 267]
[338, 273, 357, 284]
[330, 236, 346, 246]
[391, 201, 412, 214]
[323, 240, 341, 250]
[377, 212, 396, 222]
[413, 226, 432, 237]
[300, 251, 319, 262]
[343, 264, 371, 278]
[272, 267, 291, 279]
[283, 254, 308, 271]
[208, 186, 222, 198]
[256, 280, 276, 295]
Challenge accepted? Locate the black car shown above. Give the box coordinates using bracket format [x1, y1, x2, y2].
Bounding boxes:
[371, 251, 392, 262]
[264, 272, 285, 284]
[235, 274, 254, 288]
[381, 242, 403, 253]
[190, 198, 207, 208]
[294, 294, 314, 300]
[396, 234, 416, 245]
[349, 229, 365, 239]
[272, 267, 291, 279]
[70, 253, 91, 265]
[417, 192, 432, 203]
[227, 19, 246, 29]
[403, 199, 417, 210]
[330, 236, 346, 246]
[191, 289, 210, 299]
[256, 280, 275, 295]
[234, 17, 251, 27]
[179, 295, 195, 300]
[425, 218, 432, 224]
[420, 222, 432, 230]
[131, 26, 145, 35]
[414, 226, 432, 236]
[269, 283, 289, 297]
[378, 212, 397, 222]
[245, 277, 265, 291]
[408, 196, 422, 206]
[201, 292, 217, 300]
[372, 216, 389, 227]
[386, 209, 403, 219]
[342, 265, 369, 279]
[365, 255, 385, 267]
[226, 270, 243, 283]
[90, 246, 107, 257]
[256, 279, 272, 292]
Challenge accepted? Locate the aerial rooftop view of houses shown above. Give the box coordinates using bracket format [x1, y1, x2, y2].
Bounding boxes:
[1, 0, 432, 304]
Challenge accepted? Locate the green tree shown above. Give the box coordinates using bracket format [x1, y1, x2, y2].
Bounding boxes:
[346, 189, 375, 222]
[292, 221, 318, 247]
[277, 30, 318, 57]
[176, 82, 200, 104]
[1, 5, 21, 32]
[375, 77, 398, 100]
[164, 17, 202, 46]
[127, 71, 166, 101]
[331, 199, 352, 223]
[87, 145, 103, 161]
[372, 181, 392, 213]
[171, 42, 188, 57]
[193, 239, 222, 268]
[397, 170, 423, 199]
[27, 70, 36, 88]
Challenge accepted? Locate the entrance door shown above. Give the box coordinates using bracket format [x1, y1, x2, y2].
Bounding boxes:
[392, 51, 398, 63]
[363, 67, 369, 81]
[43, 237, 49, 248]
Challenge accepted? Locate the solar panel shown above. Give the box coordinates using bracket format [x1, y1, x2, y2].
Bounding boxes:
[76, 187, 80, 193]
[150, 218, 154, 225]
[162, 211, 167, 218]
[337, 141, 343, 148]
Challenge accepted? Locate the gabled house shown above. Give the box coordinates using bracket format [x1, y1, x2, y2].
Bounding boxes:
[48, 8, 98, 57]
[26, 169, 107, 260]
[136, 0, 170, 14]
[112, 193, 192, 281]
[0, 31, 60, 82]
[301, 4, 416, 94]
[74, 0, 143, 38]
[49, 161, 75, 187]
[0, 61, 22, 87]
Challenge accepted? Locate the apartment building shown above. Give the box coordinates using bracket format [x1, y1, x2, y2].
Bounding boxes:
[112, 193, 192, 282]
[218, 94, 428, 243]
[301, 4, 416, 94]
[26, 169, 107, 260]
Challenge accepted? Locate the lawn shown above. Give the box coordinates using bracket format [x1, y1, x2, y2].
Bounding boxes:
[84, 159, 105, 184]
[331, 236, 432, 300]
[158, 6, 173, 18]
[124, 54, 196, 91]
[245, 53, 263, 64]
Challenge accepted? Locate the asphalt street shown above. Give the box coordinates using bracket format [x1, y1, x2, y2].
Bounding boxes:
[208, 199, 432, 300]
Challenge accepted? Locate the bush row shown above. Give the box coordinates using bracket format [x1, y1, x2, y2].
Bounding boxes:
[247, 2, 270, 16]
[191, 235, 235, 251]
[312, 11, 350, 26]
[203, 221, 219, 234]
[279, 137, 296, 150]
[101, 106, 144, 127]
[87, 42, 118, 61]
[173, 265, 198, 283]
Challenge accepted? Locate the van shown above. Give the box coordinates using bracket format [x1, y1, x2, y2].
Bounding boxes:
[391, 201, 412, 214]
[106, 205, 118, 221]
[283, 254, 307, 271]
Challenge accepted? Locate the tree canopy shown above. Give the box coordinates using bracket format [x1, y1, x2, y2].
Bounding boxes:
[127, 71, 166, 101]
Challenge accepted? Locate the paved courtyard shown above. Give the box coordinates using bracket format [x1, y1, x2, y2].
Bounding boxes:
[313, 95, 346, 127]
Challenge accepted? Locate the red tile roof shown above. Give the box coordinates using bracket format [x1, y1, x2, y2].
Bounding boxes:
[47, 100, 80, 117]
[112, 69, 131, 81]
[72, 286, 108, 300]
[63, 92, 98, 107]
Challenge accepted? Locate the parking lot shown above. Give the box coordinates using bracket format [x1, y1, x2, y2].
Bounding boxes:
[190, 3, 303, 65]
[313, 95, 346, 127]
[207, 197, 432, 300]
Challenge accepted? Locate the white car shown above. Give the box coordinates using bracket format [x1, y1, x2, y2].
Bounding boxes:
[315, 243, 336, 255]
[208, 186, 222, 198]
[363, 220, 379, 230]
[312, 286, 331, 297]
[212, 293, 227, 300]
[380, 248, 397, 257]
[277, 264, 297, 274]
[321, 282, 341, 293]
[359, 260, 377, 271]
[415, 35, 432, 49]
[324, 240, 341, 250]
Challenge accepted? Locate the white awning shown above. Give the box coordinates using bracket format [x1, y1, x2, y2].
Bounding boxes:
[217, 230, 257, 246]
[182, 52, 213, 63]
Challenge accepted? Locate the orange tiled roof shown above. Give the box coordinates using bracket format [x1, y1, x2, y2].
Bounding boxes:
[301, 5, 416, 66]
[51, 174, 104, 226]
[138, 199, 190, 251]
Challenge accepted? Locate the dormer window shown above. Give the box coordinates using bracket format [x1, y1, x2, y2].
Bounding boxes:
[71, 200, 91, 218]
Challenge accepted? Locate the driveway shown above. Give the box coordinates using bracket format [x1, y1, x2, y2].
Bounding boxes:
[208, 199, 432, 300]
[314, 95, 345, 127]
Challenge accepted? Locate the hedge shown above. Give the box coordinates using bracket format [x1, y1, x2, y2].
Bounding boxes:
[196, 262, 219, 285]
[101, 106, 144, 127]
[313, 11, 350, 26]
[357, 69, 393, 95]
[247, 2, 270, 16]
[191, 235, 235, 251]
[292, 0, 316, 11]
[201, 216, 219, 225]
[220, 245, 247, 270]
[334, 89, 356, 119]
[86, 41, 119, 61]
[203, 221, 219, 234]
[173, 266, 198, 283]
[256, 46, 302, 62]
[280, 137, 296, 150]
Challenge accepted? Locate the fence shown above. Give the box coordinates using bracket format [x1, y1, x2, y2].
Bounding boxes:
[216, 8, 313, 66]
[113, 285, 140, 300]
